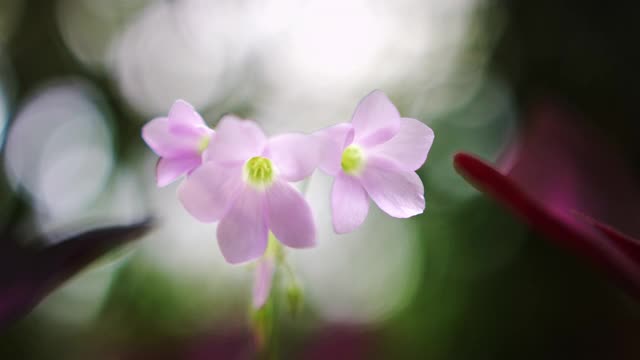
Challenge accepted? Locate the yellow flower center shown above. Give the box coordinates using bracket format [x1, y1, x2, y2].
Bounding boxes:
[197, 136, 210, 154]
[341, 145, 365, 175]
[245, 156, 275, 187]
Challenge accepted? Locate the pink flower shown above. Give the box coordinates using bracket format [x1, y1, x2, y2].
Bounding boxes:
[142, 100, 214, 187]
[178, 115, 318, 264]
[316, 90, 434, 233]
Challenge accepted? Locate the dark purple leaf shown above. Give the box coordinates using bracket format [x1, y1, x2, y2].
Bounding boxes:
[0, 218, 153, 329]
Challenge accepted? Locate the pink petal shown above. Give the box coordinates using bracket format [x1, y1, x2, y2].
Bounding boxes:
[207, 115, 266, 165]
[314, 123, 354, 175]
[142, 117, 197, 157]
[217, 187, 269, 264]
[167, 100, 214, 141]
[168, 99, 206, 128]
[331, 172, 370, 233]
[267, 133, 320, 182]
[360, 156, 425, 218]
[252, 257, 275, 309]
[168, 122, 212, 140]
[177, 162, 243, 222]
[156, 156, 201, 187]
[265, 181, 316, 248]
[370, 117, 434, 171]
[351, 90, 400, 148]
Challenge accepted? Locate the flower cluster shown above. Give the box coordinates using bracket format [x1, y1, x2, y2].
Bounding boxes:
[142, 91, 434, 265]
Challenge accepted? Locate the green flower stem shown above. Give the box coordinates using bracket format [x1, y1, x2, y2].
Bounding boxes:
[252, 235, 305, 357]
[252, 268, 280, 360]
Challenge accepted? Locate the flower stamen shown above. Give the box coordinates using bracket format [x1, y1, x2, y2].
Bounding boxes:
[341, 145, 365, 175]
[245, 156, 275, 188]
[197, 136, 211, 154]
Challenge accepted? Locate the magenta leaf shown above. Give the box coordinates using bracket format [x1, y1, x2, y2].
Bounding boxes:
[453, 102, 640, 298]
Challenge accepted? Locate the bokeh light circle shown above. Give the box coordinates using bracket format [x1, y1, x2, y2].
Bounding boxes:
[4, 80, 114, 221]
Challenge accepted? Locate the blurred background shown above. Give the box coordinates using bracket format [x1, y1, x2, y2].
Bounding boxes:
[0, 0, 639, 358]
